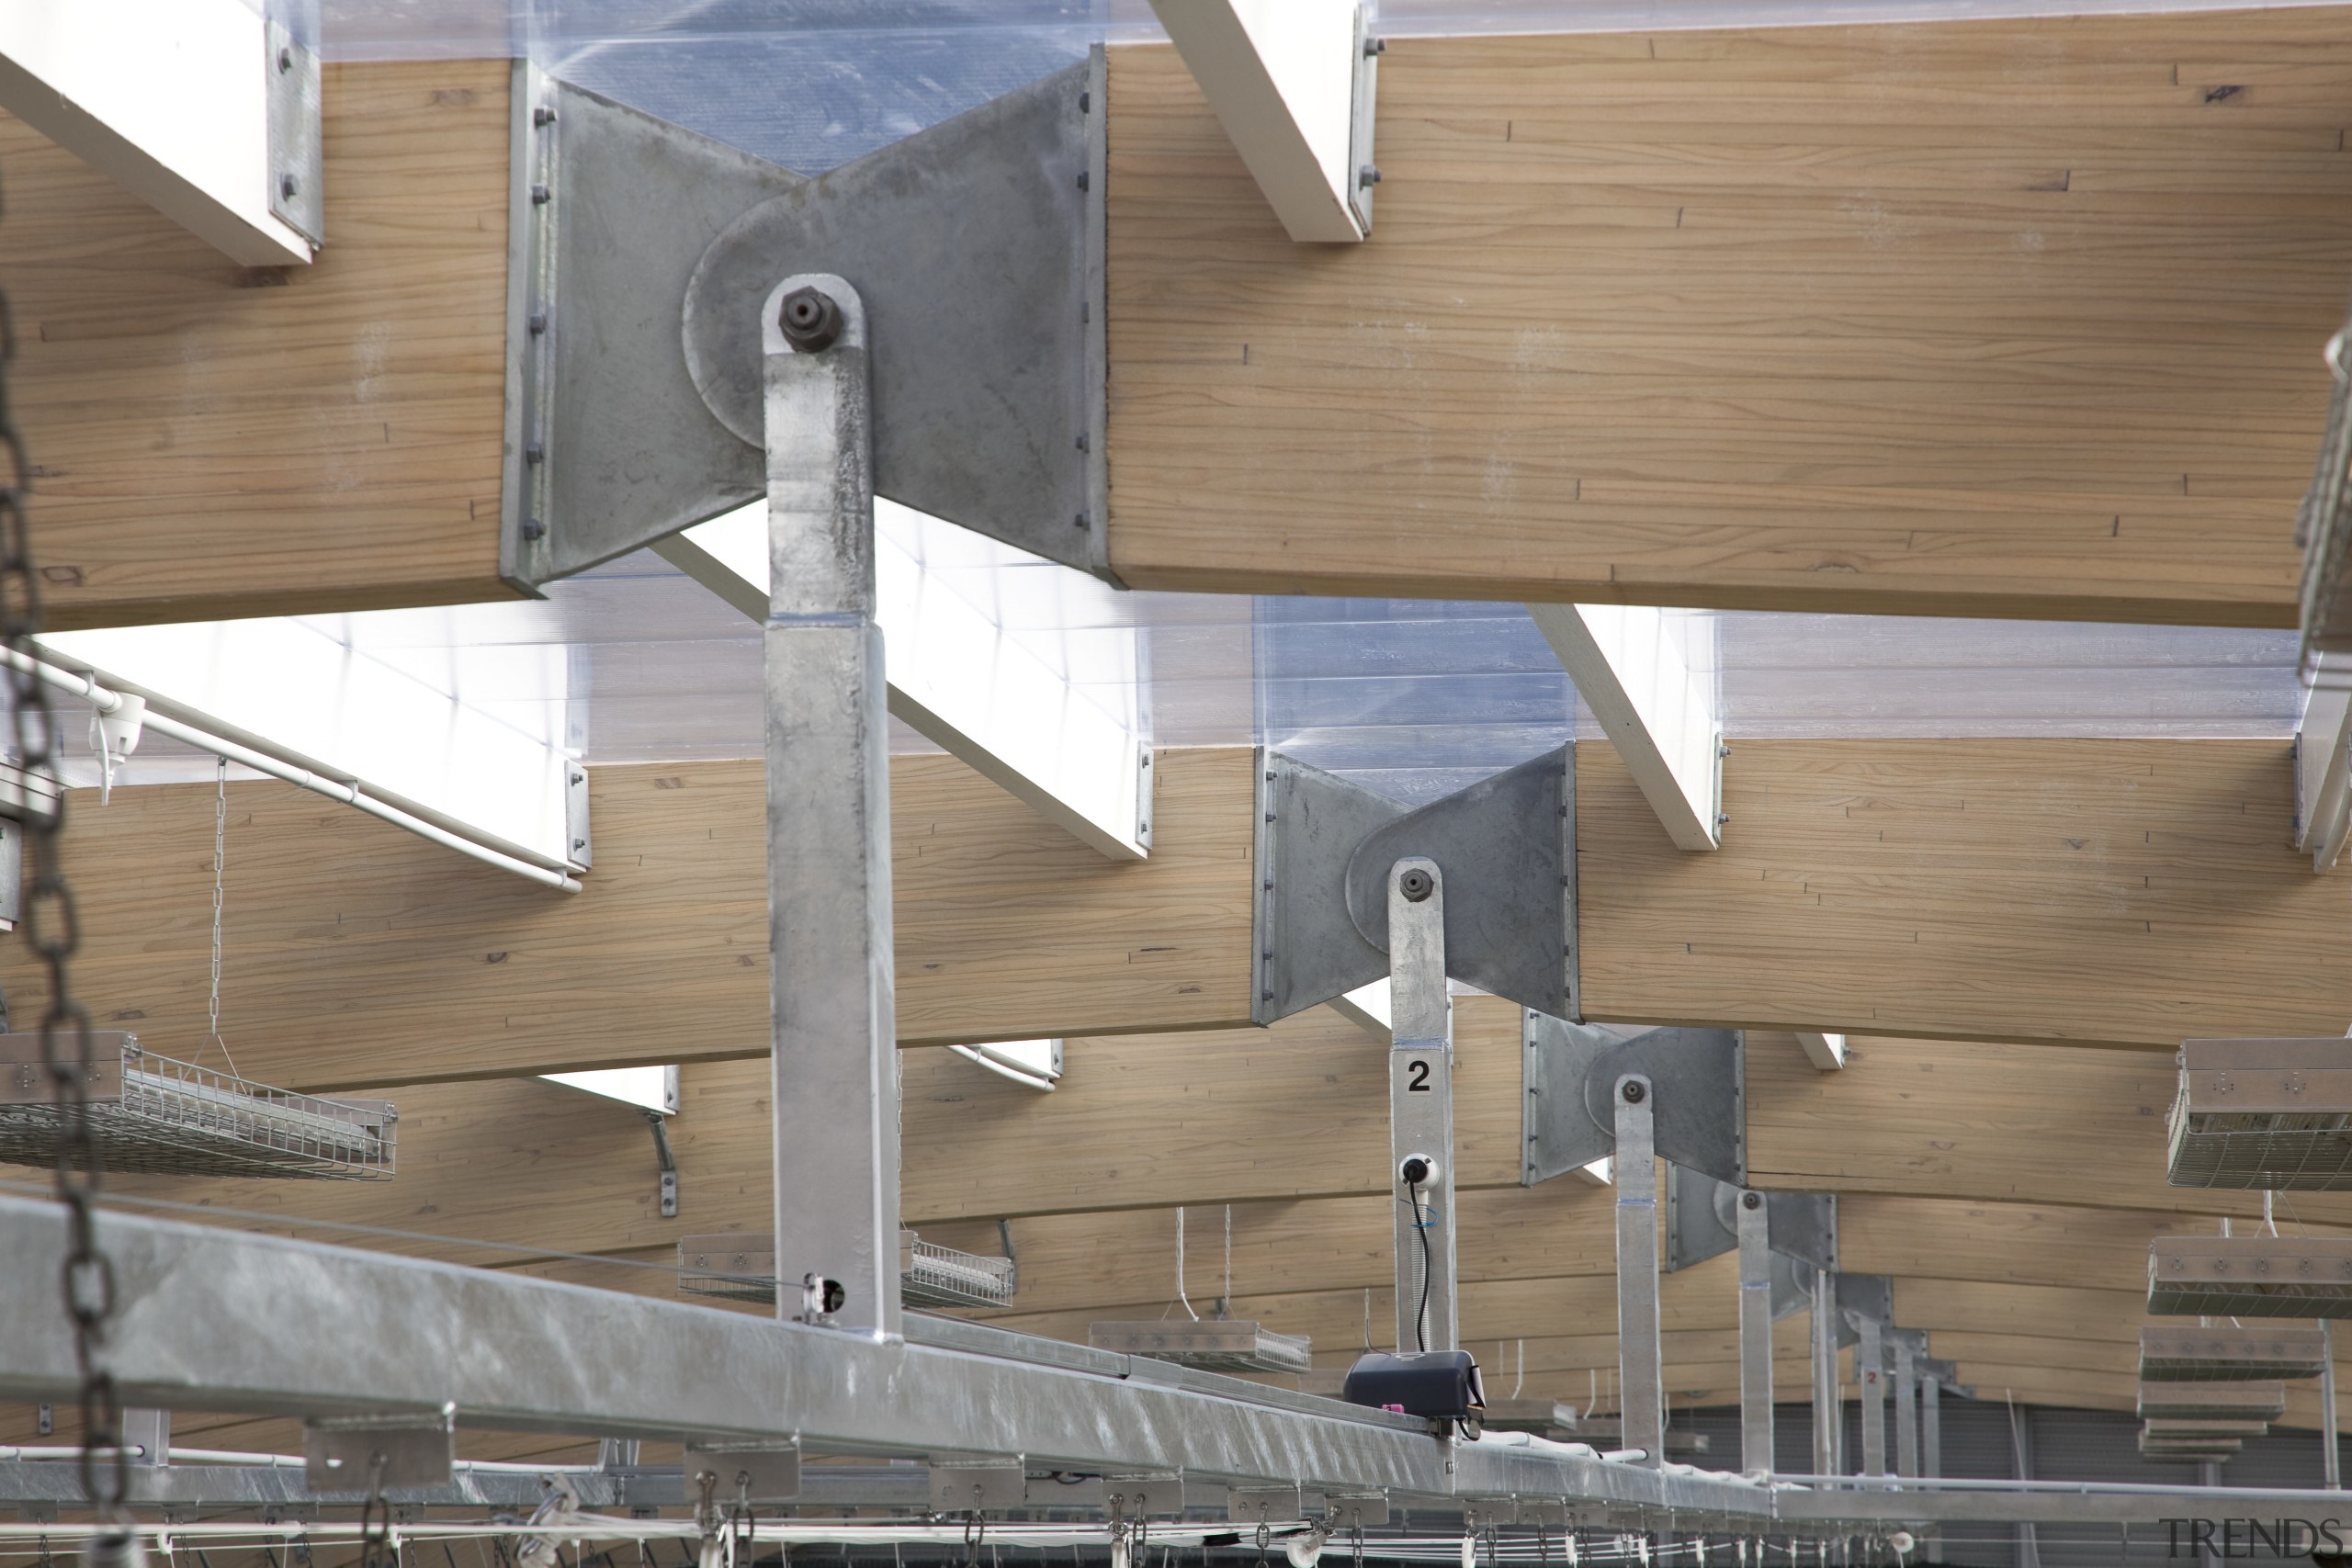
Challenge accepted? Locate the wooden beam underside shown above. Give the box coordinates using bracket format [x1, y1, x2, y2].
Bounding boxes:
[3, 60, 517, 629]
[1104, 8, 2352, 623]
[18, 12, 2352, 629]
[16, 737, 2352, 1093]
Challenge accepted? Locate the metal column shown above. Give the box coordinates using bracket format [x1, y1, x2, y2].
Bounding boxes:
[1922, 1376, 1943, 1565]
[1894, 1333, 1920, 1480]
[1736, 1190, 1774, 1474]
[763, 273, 902, 1340]
[1858, 1316, 1886, 1477]
[1615, 1073, 1665, 1467]
[2325, 1319, 2341, 1489]
[1386, 857, 1456, 1355]
[1812, 1269, 1838, 1478]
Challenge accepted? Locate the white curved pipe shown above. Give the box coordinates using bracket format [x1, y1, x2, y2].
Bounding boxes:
[0, 648, 581, 894]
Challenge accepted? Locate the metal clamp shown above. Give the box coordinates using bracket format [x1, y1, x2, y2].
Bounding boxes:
[1522, 1013, 1744, 1186]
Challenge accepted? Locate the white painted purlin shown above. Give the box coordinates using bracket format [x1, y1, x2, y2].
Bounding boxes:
[40, 617, 581, 873]
[1147, 0, 1369, 242]
[0, 0, 314, 265]
[1794, 1032, 1849, 1071]
[656, 500, 1152, 861]
[1527, 604, 1723, 851]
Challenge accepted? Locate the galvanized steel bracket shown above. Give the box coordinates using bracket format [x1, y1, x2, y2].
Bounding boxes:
[1250, 746, 1575, 1024]
[501, 51, 1108, 592]
[1662, 1166, 1836, 1274]
[1520, 1012, 1743, 1187]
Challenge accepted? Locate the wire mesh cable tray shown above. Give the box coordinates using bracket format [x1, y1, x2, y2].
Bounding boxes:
[2166, 1037, 2352, 1190]
[2138, 1381, 2288, 1421]
[677, 1231, 1017, 1310]
[2149, 1237, 2352, 1319]
[0, 1031, 393, 1179]
[1086, 1320, 1313, 1375]
[2139, 1325, 2329, 1382]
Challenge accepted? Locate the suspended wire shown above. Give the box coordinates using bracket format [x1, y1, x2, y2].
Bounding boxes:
[1174, 1206, 1198, 1321]
[201, 753, 240, 1077]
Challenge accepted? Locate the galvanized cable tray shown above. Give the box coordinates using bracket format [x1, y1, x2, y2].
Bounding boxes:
[0, 1032, 393, 1179]
[2138, 1381, 2287, 1421]
[2148, 1237, 2352, 1319]
[1086, 1320, 1314, 1376]
[2166, 1037, 2352, 1190]
[2138, 1325, 2329, 1382]
[677, 1231, 1017, 1310]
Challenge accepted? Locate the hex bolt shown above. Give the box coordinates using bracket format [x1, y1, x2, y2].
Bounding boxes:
[1359, 164, 1383, 189]
[279, 174, 300, 200]
[1742, 1190, 1762, 1211]
[527, 311, 548, 336]
[1365, 36, 1387, 55]
[534, 106, 558, 128]
[778, 286, 843, 352]
[525, 441, 545, 466]
[1622, 1079, 1646, 1104]
[1398, 866, 1434, 902]
[530, 184, 551, 205]
[521, 518, 546, 541]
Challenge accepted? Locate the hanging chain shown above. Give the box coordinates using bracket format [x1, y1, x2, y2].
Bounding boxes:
[0, 171, 125, 1524]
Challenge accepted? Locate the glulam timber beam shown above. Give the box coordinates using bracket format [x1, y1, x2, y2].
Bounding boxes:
[26, 10, 2352, 633]
[1103, 7, 2352, 623]
[2, 61, 516, 629]
[17, 739, 2352, 1090]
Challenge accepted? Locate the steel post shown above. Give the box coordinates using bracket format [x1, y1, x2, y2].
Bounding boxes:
[1858, 1317, 1886, 1477]
[1386, 856, 1456, 1354]
[2326, 1319, 2343, 1489]
[1615, 1074, 1664, 1466]
[1736, 1190, 1774, 1474]
[1812, 1269, 1838, 1478]
[1894, 1334, 1920, 1480]
[1922, 1374, 1943, 1564]
[763, 273, 902, 1340]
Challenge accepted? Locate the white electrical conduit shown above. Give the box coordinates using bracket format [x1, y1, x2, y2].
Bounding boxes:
[0, 648, 581, 894]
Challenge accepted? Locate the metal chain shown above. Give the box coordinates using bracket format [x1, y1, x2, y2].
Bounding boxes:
[0, 166, 125, 1523]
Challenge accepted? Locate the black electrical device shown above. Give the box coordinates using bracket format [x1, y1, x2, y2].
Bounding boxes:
[1340, 1348, 1486, 1437]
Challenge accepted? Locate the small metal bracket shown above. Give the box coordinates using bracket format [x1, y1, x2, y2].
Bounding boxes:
[1324, 1493, 1391, 1529]
[503, 53, 1108, 590]
[1102, 1474, 1185, 1519]
[564, 763, 592, 871]
[647, 1111, 678, 1219]
[1521, 1013, 1743, 1186]
[1227, 1484, 1307, 1525]
[1836, 1272, 1895, 1336]
[1347, 5, 1381, 235]
[684, 1440, 801, 1504]
[302, 1407, 455, 1495]
[927, 1461, 1027, 1515]
[1253, 745, 1574, 1023]
[262, 19, 323, 248]
[1662, 1166, 1836, 1273]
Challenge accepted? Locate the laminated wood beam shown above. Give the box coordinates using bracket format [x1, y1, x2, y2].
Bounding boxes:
[16, 737, 2352, 1094]
[1103, 8, 2352, 624]
[1746, 1035, 2352, 1224]
[2, 61, 518, 629]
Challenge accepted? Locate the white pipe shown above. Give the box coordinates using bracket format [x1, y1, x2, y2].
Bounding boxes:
[0, 648, 580, 894]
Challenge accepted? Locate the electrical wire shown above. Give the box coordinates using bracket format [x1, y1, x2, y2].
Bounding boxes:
[1406, 1179, 1431, 1354]
[1174, 1207, 1198, 1321]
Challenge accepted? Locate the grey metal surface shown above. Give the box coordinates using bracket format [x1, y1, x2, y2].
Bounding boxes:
[1812, 1270, 1838, 1478]
[1342, 746, 1574, 1019]
[1613, 1075, 1665, 1469]
[2301, 324, 2352, 665]
[763, 275, 900, 1339]
[304, 1410, 454, 1494]
[2326, 1320, 2341, 1488]
[1837, 1273, 1895, 1331]
[1769, 1192, 1838, 1272]
[0, 1197, 1779, 1518]
[1252, 751, 1408, 1025]
[264, 20, 324, 246]
[2146, 1235, 2352, 1319]
[1387, 859, 1456, 1355]
[2166, 1036, 2352, 1190]
[1521, 1016, 1745, 1186]
[1894, 1330, 1923, 1480]
[1346, 5, 1380, 234]
[1736, 1190, 1773, 1475]
[1665, 1168, 1833, 1274]
[1859, 1316, 1887, 1477]
[683, 58, 1105, 577]
[502, 67, 799, 589]
[2138, 1324, 2330, 1381]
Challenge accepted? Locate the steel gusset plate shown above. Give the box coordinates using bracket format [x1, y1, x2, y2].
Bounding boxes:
[1520, 1012, 1744, 1187]
[1661, 1164, 1837, 1274]
[503, 53, 1107, 589]
[1342, 747, 1575, 1019]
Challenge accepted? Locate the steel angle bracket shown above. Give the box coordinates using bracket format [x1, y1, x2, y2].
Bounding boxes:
[1521, 1013, 1743, 1186]
[501, 51, 1109, 591]
[1252, 746, 1575, 1025]
[1837, 1273, 1895, 1339]
[1662, 1166, 1836, 1275]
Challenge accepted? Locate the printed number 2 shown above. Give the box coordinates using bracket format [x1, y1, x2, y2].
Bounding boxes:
[1407, 1060, 1431, 1092]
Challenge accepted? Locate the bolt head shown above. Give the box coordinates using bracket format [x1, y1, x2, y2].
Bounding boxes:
[778, 286, 844, 352]
[1622, 1079, 1645, 1103]
[1742, 1190, 1762, 1210]
[279, 174, 300, 200]
[1398, 866, 1434, 902]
